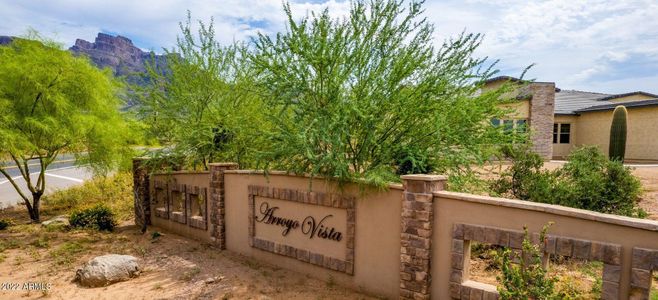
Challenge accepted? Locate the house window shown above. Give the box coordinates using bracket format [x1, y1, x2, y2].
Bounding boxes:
[503, 120, 514, 132]
[492, 118, 528, 133]
[553, 123, 571, 144]
[560, 124, 571, 144]
[515, 119, 527, 133]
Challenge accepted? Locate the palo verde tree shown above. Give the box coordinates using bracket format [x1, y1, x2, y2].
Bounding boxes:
[138, 13, 268, 170]
[251, 0, 525, 186]
[0, 32, 130, 222]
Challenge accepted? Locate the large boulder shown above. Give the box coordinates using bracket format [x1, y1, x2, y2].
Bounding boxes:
[75, 254, 141, 287]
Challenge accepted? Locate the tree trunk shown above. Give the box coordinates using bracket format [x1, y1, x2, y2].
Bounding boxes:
[29, 192, 42, 222]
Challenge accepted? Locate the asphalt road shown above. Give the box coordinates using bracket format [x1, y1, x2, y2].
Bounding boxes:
[0, 157, 93, 209]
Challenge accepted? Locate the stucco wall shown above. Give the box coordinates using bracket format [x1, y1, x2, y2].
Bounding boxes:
[431, 191, 658, 300]
[135, 164, 658, 299]
[575, 106, 658, 161]
[499, 100, 530, 119]
[223, 171, 403, 299]
[552, 115, 578, 159]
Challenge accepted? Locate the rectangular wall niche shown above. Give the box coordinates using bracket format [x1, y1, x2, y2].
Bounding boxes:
[248, 185, 355, 275]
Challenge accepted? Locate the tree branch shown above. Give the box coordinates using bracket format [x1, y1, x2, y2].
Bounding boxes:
[22, 158, 37, 194]
[0, 168, 29, 203]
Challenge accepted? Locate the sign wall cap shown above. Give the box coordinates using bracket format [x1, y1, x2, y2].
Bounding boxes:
[400, 174, 447, 181]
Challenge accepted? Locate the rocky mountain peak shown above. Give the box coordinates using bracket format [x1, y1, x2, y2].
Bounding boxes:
[70, 33, 164, 80]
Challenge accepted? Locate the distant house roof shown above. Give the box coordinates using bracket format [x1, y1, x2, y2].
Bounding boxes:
[575, 99, 658, 113]
[597, 91, 658, 101]
[555, 90, 658, 114]
[554, 90, 611, 115]
[487, 75, 658, 114]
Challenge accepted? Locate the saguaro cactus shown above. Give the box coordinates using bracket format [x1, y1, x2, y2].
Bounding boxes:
[608, 105, 627, 162]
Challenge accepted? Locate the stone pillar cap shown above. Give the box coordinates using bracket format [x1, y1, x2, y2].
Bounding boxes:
[400, 174, 447, 181]
[208, 162, 239, 167]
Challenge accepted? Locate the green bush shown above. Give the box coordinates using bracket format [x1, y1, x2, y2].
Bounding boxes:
[0, 219, 11, 230]
[491, 146, 644, 217]
[69, 204, 117, 231]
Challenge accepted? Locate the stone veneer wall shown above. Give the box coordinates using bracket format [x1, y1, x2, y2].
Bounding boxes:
[450, 223, 622, 300]
[529, 82, 556, 159]
[209, 163, 239, 249]
[132, 158, 150, 227]
[399, 175, 446, 300]
[630, 247, 658, 298]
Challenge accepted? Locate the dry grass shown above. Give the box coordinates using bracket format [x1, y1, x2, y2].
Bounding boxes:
[41, 172, 134, 222]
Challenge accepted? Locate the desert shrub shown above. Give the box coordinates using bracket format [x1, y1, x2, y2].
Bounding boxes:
[497, 224, 560, 299]
[0, 218, 11, 230]
[491, 145, 644, 217]
[559, 147, 643, 216]
[69, 205, 117, 231]
[42, 172, 133, 221]
[491, 145, 547, 200]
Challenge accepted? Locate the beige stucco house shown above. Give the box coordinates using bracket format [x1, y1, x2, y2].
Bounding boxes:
[485, 76, 658, 162]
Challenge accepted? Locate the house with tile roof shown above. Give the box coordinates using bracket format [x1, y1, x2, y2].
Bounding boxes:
[484, 76, 658, 161]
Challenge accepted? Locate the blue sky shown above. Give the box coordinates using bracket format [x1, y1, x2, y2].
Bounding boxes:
[1, 0, 657, 94]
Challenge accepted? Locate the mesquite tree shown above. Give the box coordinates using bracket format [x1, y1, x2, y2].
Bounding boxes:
[251, 0, 524, 186]
[138, 13, 268, 170]
[0, 32, 129, 222]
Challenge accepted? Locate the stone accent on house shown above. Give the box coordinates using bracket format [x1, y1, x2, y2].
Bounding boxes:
[399, 174, 446, 300]
[528, 82, 556, 159]
[209, 163, 239, 249]
[132, 158, 151, 227]
[630, 247, 658, 299]
[247, 185, 356, 275]
[450, 223, 622, 300]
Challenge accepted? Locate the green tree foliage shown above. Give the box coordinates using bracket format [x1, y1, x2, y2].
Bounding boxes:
[491, 145, 644, 217]
[608, 105, 627, 162]
[250, 0, 524, 186]
[497, 224, 558, 300]
[0, 31, 130, 222]
[138, 13, 268, 170]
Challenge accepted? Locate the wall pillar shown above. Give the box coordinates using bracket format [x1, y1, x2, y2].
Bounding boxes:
[132, 158, 151, 227]
[400, 174, 447, 300]
[209, 162, 239, 249]
[529, 82, 556, 159]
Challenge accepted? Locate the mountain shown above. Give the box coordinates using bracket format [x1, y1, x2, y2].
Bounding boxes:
[70, 33, 166, 84]
[0, 33, 166, 85]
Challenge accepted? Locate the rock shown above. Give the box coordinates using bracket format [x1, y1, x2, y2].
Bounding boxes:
[75, 254, 141, 287]
[41, 215, 69, 227]
[204, 276, 225, 284]
[69, 33, 167, 86]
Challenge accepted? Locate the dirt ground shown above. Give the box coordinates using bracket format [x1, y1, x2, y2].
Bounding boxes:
[632, 166, 658, 220]
[0, 220, 379, 300]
